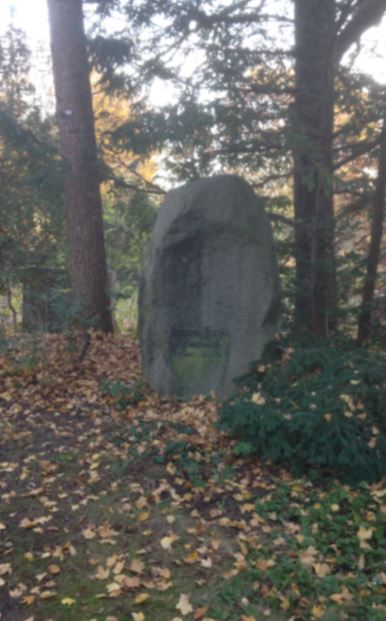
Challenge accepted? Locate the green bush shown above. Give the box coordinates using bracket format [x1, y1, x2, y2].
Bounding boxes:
[100, 379, 145, 408]
[218, 343, 386, 482]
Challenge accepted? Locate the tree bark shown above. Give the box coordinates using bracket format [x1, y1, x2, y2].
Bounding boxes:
[47, 0, 113, 332]
[357, 108, 386, 345]
[293, 0, 336, 337]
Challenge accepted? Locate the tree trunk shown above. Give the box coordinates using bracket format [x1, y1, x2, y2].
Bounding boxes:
[357, 109, 386, 345]
[293, 0, 336, 338]
[47, 0, 113, 332]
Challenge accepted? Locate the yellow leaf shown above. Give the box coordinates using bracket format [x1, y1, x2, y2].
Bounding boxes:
[107, 582, 122, 596]
[158, 567, 171, 579]
[95, 565, 110, 580]
[240, 503, 255, 513]
[134, 592, 150, 604]
[184, 551, 199, 564]
[357, 526, 373, 543]
[19, 518, 36, 529]
[61, 597, 76, 605]
[40, 591, 56, 599]
[0, 563, 11, 576]
[138, 512, 150, 522]
[82, 528, 96, 540]
[251, 392, 265, 405]
[329, 585, 353, 604]
[311, 605, 326, 619]
[113, 560, 125, 575]
[313, 563, 331, 577]
[107, 554, 119, 567]
[176, 594, 193, 616]
[132, 613, 145, 621]
[166, 462, 176, 475]
[161, 534, 178, 550]
[48, 564, 61, 575]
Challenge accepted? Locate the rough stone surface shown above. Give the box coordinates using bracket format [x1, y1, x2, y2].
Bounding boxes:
[138, 175, 281, 399]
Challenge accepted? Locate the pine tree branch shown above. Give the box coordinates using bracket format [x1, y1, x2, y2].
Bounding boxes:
[334, 136, 381, 169]
[336, 0, 386, 61]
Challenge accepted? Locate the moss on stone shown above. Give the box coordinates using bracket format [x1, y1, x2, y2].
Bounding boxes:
[171, 333, 229, 396]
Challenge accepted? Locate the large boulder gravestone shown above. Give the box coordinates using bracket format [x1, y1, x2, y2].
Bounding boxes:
[138, 175, 281, 399]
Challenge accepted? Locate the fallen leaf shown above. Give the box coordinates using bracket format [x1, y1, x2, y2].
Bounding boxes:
[201, 557, 212, 568]
[121, 576, 141, 589]
[194, 607, 208, 619]
[130, 559, 145, 574]
[357, 526, 373, 549]
[329, 585, 353, 604]
[299, 546, 318, 566]
[134, 592, 150, 604]
[313, 563, 331, 577]
[40, 591, 56, 600]
[255, 559, 275, 571]
[61, 597, 76, 605]
[0, 563, 11, 576]
[176, 594, 193, 616]
[161, 534, 178, 550]
[311, 605, 325, 619]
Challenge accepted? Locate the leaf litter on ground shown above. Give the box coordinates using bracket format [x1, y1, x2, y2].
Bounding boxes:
[0, 332, 386, 620]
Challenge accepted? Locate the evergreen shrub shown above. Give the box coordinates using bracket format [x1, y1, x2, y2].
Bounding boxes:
[218, 344, 386, 482]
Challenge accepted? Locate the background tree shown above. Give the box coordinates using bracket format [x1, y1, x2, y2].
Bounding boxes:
[293, 0, 386, 338]
[0, 24, 65, 331]
[47, 0, 113, 332]
[89, 0, 386, 340]
[357, 101, 386, 344]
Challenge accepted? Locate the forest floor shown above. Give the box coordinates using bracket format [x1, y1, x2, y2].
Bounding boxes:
[1, 333, 386, 621]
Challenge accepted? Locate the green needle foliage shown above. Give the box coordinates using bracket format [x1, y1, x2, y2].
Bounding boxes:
[218, 343, 386, 483]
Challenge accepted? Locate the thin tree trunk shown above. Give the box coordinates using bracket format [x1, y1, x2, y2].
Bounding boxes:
[357, 109, 386, 345]
[293, 0, 336, 338]
[6, 282, 17, 332]
[47, 0, 113, 332]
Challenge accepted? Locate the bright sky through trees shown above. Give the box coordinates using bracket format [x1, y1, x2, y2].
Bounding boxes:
[1, 0, 386, 87]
